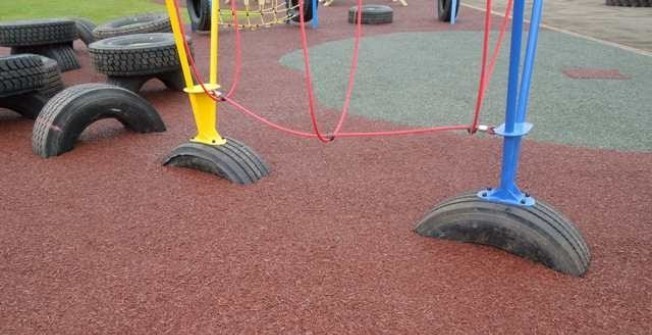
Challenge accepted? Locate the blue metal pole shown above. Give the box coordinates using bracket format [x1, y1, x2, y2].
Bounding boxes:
[451, 0, 458, 24]
[503, 0, 524, 134]
[496, 0, 525, 198]
[311, 0, 319, 29]
[516, 0, 544, 123]
[479, 0, 542, 206]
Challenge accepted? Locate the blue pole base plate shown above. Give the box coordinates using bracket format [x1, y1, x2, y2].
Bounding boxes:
[477, 187, 536, 206]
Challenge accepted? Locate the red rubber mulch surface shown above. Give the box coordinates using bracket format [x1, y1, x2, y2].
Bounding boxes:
[1, 2, 651, 334]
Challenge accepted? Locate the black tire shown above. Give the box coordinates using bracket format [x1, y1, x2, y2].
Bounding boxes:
[414, 192, 591, 276]
[164, 139, 270, 185]
[11, 44, 80, 72]
[92, 13, 172, 40]
[32, 83, 166, 158]
[106, 70, 185, 93]
[0, 92, 49, 119]
[438, 0, 461, 22]
[187, 0, 212, 31]
[290, 0, 318, 22]
[0, 54, 45, 98]
[106, 76, 149, 93]
[606, 0, 650, 6]
[38, 56, 65, 98]
[157, 70, 186, 91]
[348, 5, 393, 25]
[0, 19, 77, 47]
[88, 33, 191, 77]
[73, 18, 97, 46]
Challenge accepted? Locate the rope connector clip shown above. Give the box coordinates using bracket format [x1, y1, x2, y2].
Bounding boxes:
[476, 125, 495, 135]
[211, 89, 226, 101]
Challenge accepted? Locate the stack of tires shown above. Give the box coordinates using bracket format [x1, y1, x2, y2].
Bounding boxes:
[0, 13, 182, 159]
[88, 33, 188, 93]
[0, 19, 81, 71]
[87, 13, 187, 93]
[0, 54, 65, 119]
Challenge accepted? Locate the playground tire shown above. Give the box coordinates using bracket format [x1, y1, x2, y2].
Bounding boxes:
[157, 70, 187, 91]
[606, 0, 650, 6]
[11, 44, 80, 72]
[164, 139, 270, 185]
[0, 54, 45, 98]
[106, 76, 149, 93]
[73, 18, 97, 46]
[106, 70, 185, 93]
[187, 0, 212, 31]
[32, 83, 166, 158]
[414, 192, 591, 276]
[348, 5, 393, 25]
[0, 19, 77, 47]
[0, 92, 49, 119]
[38, 56, 65, 98]
[438, 0, 461, 22]
[92, 13, 172, 40]
[290, 0, 318, 22]
[88, 33, 191, 77]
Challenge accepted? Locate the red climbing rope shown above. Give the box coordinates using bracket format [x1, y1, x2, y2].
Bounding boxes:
[224, 0, 243, 98]
[296, 0, 336, 142]
[470, 0, 514, 133]
[170, 0, 513, 141]
[296, 0, 364, 140]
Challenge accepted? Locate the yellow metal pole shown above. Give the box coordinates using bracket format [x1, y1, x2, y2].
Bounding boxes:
[165, 0, 225, 145]
[165, 0, 194, 88]
[210, 0, 219, 84]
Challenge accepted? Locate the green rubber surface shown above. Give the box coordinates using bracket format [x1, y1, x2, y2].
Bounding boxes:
[280, 31, 652, 152]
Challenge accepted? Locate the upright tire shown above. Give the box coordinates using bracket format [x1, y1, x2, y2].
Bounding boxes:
[0, 54, 45, 98]
[348, 5, 393, 25]
[32, 84, 166, 158]
[92, 13, 172, 40]
[414, 192, 591, 276]
[187, 0, 212, 31]
[164, 139, 270, 185]
[73, 18, 97, 46]
[0, 19, 77, 47]
[438, 0, 460, 22]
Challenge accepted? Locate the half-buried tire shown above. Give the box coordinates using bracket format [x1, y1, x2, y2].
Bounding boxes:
[32, 83, 166, 158]
[414, 192, 591, 276]
[164, 139, 270, 185]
